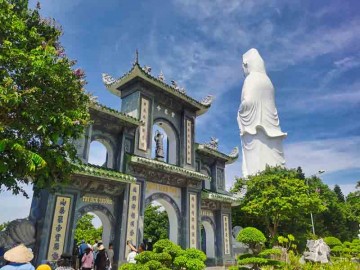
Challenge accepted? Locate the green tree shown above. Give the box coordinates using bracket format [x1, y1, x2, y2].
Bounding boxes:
[144, 204, 169, 244]
[0, 0, 91, 196]
[74, 214, 103, 244]
[0, 221, 9, 231]
[306, 176, 357, 241]
[334, 184, 345, 202]
[232, 166, 326, 238]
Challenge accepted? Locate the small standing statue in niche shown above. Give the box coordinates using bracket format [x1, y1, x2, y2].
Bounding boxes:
[154, 130, 165, 161]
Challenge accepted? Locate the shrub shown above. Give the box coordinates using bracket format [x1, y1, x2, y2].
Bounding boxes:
[183, 248, 207, 262]
[173, 255, 188, 269]
[124, 239, 206, 270]
[153, 252, 172, 266]
[144, 260, 162, 270]
[324, 236, 342, 248]
[119, 263, 149, 270]
[236, 227, 266, 254]
[259, 248, 282, 257]
[153, 239, 183, 261]
[184, 259, 206, 270]
[134, 251, 154, 264]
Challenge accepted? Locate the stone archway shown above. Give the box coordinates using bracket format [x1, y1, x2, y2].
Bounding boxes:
[75, 204, 115, 248]
[90, 132, 116, 169]
[145, 193, 180, 244]
[201, 216, 215, 258]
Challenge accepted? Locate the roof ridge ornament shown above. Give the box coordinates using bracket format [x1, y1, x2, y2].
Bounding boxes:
[158, 70, 165, 82]
[102, 73, 116, 86]
[142, 65, 152, 74]
[205, 137, 219, 150]
[228, 147, 239, 158]
[201, 95, 214, 106]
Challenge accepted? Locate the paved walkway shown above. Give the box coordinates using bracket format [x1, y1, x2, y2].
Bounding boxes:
[205, 267, 226, 270]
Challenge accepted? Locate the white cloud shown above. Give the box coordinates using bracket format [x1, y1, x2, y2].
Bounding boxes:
[285, 136, 360, 176]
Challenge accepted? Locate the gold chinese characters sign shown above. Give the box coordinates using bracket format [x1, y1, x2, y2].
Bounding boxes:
[125, 183, 140, 256]
[186, 119, 192, 164]
[223, 215, 230, 255]
[146, 182, 180, 199]
[82, 195, 112, 204]
[47, 196, 71, 261]
[189, 193, 197, 248]
[139, 97, 149, 151]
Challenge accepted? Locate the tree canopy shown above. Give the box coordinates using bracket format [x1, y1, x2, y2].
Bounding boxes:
[0, 0, 91, 196]
[143, 204, 169, 244]
[231, 166, 326, 238]
[74, 213, 103, 245]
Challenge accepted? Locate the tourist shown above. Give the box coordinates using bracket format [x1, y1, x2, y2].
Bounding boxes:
[106, 244, 113, 270]
[94, 246, 108, 270]
[55, 254, 74, 270]
[126, 241, 145, 254]
[80, 248, 93, 270]
[35, 264, 51, 270]
[126, 248, 137, 264]
[77, 241, 88, 268]
[0, 244, 35, 270]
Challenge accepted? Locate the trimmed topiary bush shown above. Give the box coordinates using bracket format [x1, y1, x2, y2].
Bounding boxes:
[324, 236, 342, 248]
[144, 260, 162, 270]
[119, 263, 149, 270]
[122, 239, 206, 270]
[183, 248, 207, 262]
[236, 227, 266, 254]
[153, 239, 184, 261]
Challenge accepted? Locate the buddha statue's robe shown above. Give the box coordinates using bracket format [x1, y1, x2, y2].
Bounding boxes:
[237, 48, 286, 177]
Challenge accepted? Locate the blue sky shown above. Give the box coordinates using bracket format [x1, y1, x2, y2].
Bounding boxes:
[1, 0, 359, 223]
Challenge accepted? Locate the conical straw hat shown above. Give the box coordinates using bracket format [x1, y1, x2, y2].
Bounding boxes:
[4, 244, 34, 263]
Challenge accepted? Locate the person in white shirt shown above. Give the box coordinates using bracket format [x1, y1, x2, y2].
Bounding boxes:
[126, 249, 137, 264]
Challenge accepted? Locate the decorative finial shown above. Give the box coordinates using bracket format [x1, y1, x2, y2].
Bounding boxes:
[143, 65, 152, 74]
[229, 147, 239, 158]
[134, 49, 139, 65]
[102, 73, 116, 85]
[158, 70, 165, 81]
[200, 95, 214, 106]
[205, 137, 219, 150]
[171, 80, 179, 90]
[179, 87, 186, 94]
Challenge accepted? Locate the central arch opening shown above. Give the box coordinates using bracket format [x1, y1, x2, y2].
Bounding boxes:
[144, 196, 179, 245]
[143, 202, 169, 247]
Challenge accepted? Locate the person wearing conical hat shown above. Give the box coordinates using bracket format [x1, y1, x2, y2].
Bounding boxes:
[0, 244, 35, 270]
[36, 265, 51, 270]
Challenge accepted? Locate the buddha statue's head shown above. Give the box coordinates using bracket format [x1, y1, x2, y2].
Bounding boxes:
[242, 48, 267, 76]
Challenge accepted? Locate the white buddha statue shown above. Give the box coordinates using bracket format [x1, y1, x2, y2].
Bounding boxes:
[237, 48, 286, 177]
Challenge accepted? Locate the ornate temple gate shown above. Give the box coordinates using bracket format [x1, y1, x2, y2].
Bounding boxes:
[26, 56, 239, 267]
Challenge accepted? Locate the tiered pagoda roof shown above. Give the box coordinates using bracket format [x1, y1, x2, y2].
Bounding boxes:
[128, 155, 211, 182]
[195, 143, 239, 164]
[201, 190, 240, 205]
[74, 163, 136, 183]
[102, 60, 213, 116]
[89, 102, 143, 127]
